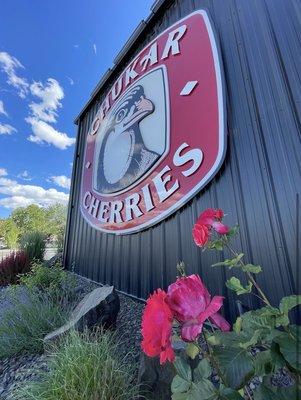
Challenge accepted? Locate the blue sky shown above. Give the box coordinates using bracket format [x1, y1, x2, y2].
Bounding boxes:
[0, 0, 153, 218]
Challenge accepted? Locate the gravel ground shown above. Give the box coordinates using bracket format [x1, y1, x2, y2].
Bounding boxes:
[0, 273, 296, 400]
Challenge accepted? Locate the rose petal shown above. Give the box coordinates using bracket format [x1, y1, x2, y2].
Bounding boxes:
[181, 322, 203, 341]
[160, 346, 175, 364]
[209, 312, 231, 331]
[198, 295, 224, 324]
[212, 221, 229, 234]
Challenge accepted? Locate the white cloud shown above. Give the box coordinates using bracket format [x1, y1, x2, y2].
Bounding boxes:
[67, 77, 74, 85]
[0, 100, 8, 117]
[26, 118, 75, 150]
[17, 170, 32, 181]
[0, 168, 7, 177]
[50, 175, 71, 189]
[93, 44, 97, 55]
[29, 78, 64, 123]
[26, 78, 75, 149]
[73, 44, 79, 49]
[0, 123, 17, 135]
[0, 177, 69, 209]
[0, 52, 29, 98]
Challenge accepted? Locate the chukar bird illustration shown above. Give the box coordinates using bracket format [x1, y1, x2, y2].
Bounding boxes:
[96, 85, 158, 194]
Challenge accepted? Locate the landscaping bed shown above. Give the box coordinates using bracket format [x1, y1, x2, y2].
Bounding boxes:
[0, 274, 144, 399]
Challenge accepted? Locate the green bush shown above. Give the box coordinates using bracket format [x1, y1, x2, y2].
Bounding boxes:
[19, 261, 76, 302]
[14, 330, 140, 400]
[19, 231, 46, 262]
[0, 288, 68, 357]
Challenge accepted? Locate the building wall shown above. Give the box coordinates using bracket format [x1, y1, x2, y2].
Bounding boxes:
[64, 0, 301, 322]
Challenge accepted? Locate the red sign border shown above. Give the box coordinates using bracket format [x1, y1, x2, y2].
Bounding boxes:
[80, 9, 227, 235]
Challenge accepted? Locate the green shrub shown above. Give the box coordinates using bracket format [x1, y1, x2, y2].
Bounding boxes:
[14, 330, 140, 400]
[19, 261, 76, 299]
[0, 288, 68, 357]
[19, 231, 46, 262]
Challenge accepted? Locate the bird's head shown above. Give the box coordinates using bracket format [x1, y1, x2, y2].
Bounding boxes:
[107, 85, 154, 135]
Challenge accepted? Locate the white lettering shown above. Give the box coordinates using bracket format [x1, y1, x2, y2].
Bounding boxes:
[98, 201, 110, 223]
[109, 201, 123, 223]
[161, 25, 187, 59]
[125, 58, 139, 87]
[140, 43, 158, 71]
[111, 77, 123, 101]
[173, 142, 203, 177]
[142, 184, 155, 211]
[99, 96, 110, 120]
[153, 165, 179, 202]
[125, 193, 143, 221]
[88, 196, 100, 217]
[83, 192, 92, 210]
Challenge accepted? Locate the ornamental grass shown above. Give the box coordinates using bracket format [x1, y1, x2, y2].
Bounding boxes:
[13, 330, 140, 400]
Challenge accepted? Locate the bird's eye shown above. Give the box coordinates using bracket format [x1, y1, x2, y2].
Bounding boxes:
[115, 108, 126, 123]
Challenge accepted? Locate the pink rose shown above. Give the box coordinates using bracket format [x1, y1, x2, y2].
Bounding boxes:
[192, 208, 229, 247]
[167, 274, 230, 341]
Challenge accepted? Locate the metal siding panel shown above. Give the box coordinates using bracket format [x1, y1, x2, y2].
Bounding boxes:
[65, 0, 301, 321]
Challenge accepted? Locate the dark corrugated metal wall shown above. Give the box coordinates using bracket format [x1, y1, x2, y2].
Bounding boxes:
[64, 0, 301, 322]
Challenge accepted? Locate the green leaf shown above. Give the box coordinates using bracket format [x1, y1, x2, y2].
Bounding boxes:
[213, 346, 254, 390]
[240, 307, 280, 336]
[186, 343, 200, 360]
[171, 375, 191, 394]
[212, 254, 244, 269]
[194, 358, 212, 381]
[226, 277, 253, 295]
[274, 332, 301, 372]
[207, 240, 225, 251]
[226, 225, 239, 238]
[254, 381, 300, 400]
[172, 393, 190, 400]
[279, 295, 301, 314]
[233, 317, 242, 333]
[253, 350, 273, 376]
[239, 329, 262, 349]
[207, 331, 243, 347]
[174, 356, 192, 381]
[270, 341, 286, 370]
[172, 379, 217, 400]
[190, 379, 216, 399]
[242, 264, 262, 274]
[218, 386, 244, 400]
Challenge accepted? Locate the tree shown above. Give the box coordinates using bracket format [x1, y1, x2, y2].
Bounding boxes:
[1, 218, 20, 249]
[11, 205, 47, 236]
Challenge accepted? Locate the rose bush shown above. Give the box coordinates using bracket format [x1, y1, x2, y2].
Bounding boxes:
[141, 208, 300, 400]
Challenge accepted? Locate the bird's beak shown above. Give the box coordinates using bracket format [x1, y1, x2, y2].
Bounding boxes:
[122, 97, 154, 131]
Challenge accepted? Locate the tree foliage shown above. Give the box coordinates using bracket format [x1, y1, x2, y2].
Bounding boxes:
[0, 204, 67, 249]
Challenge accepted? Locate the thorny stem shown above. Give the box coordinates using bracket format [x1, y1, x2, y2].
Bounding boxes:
[202, 330, 227, 387]
[224, 242, 271, 307]
[245, 385, 253, 400]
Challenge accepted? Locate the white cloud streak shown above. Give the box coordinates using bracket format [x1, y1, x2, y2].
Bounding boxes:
[49, 175, 71, 189]
[0, 100, 8, 117]
[26, 78, 75, 149]
[0, 123, 17, 135]
[0, 168, 7, 177]
[27, 118, 75, 150]
[93, 44, 97, 55]
[0, 177, 69, 209]
[28, 78, 64, 123]
[0, 52, 29, 98]
[17, 170, 32, 181]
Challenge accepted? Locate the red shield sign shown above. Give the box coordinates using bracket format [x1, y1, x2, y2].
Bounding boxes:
[81, 10, 226, 234]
